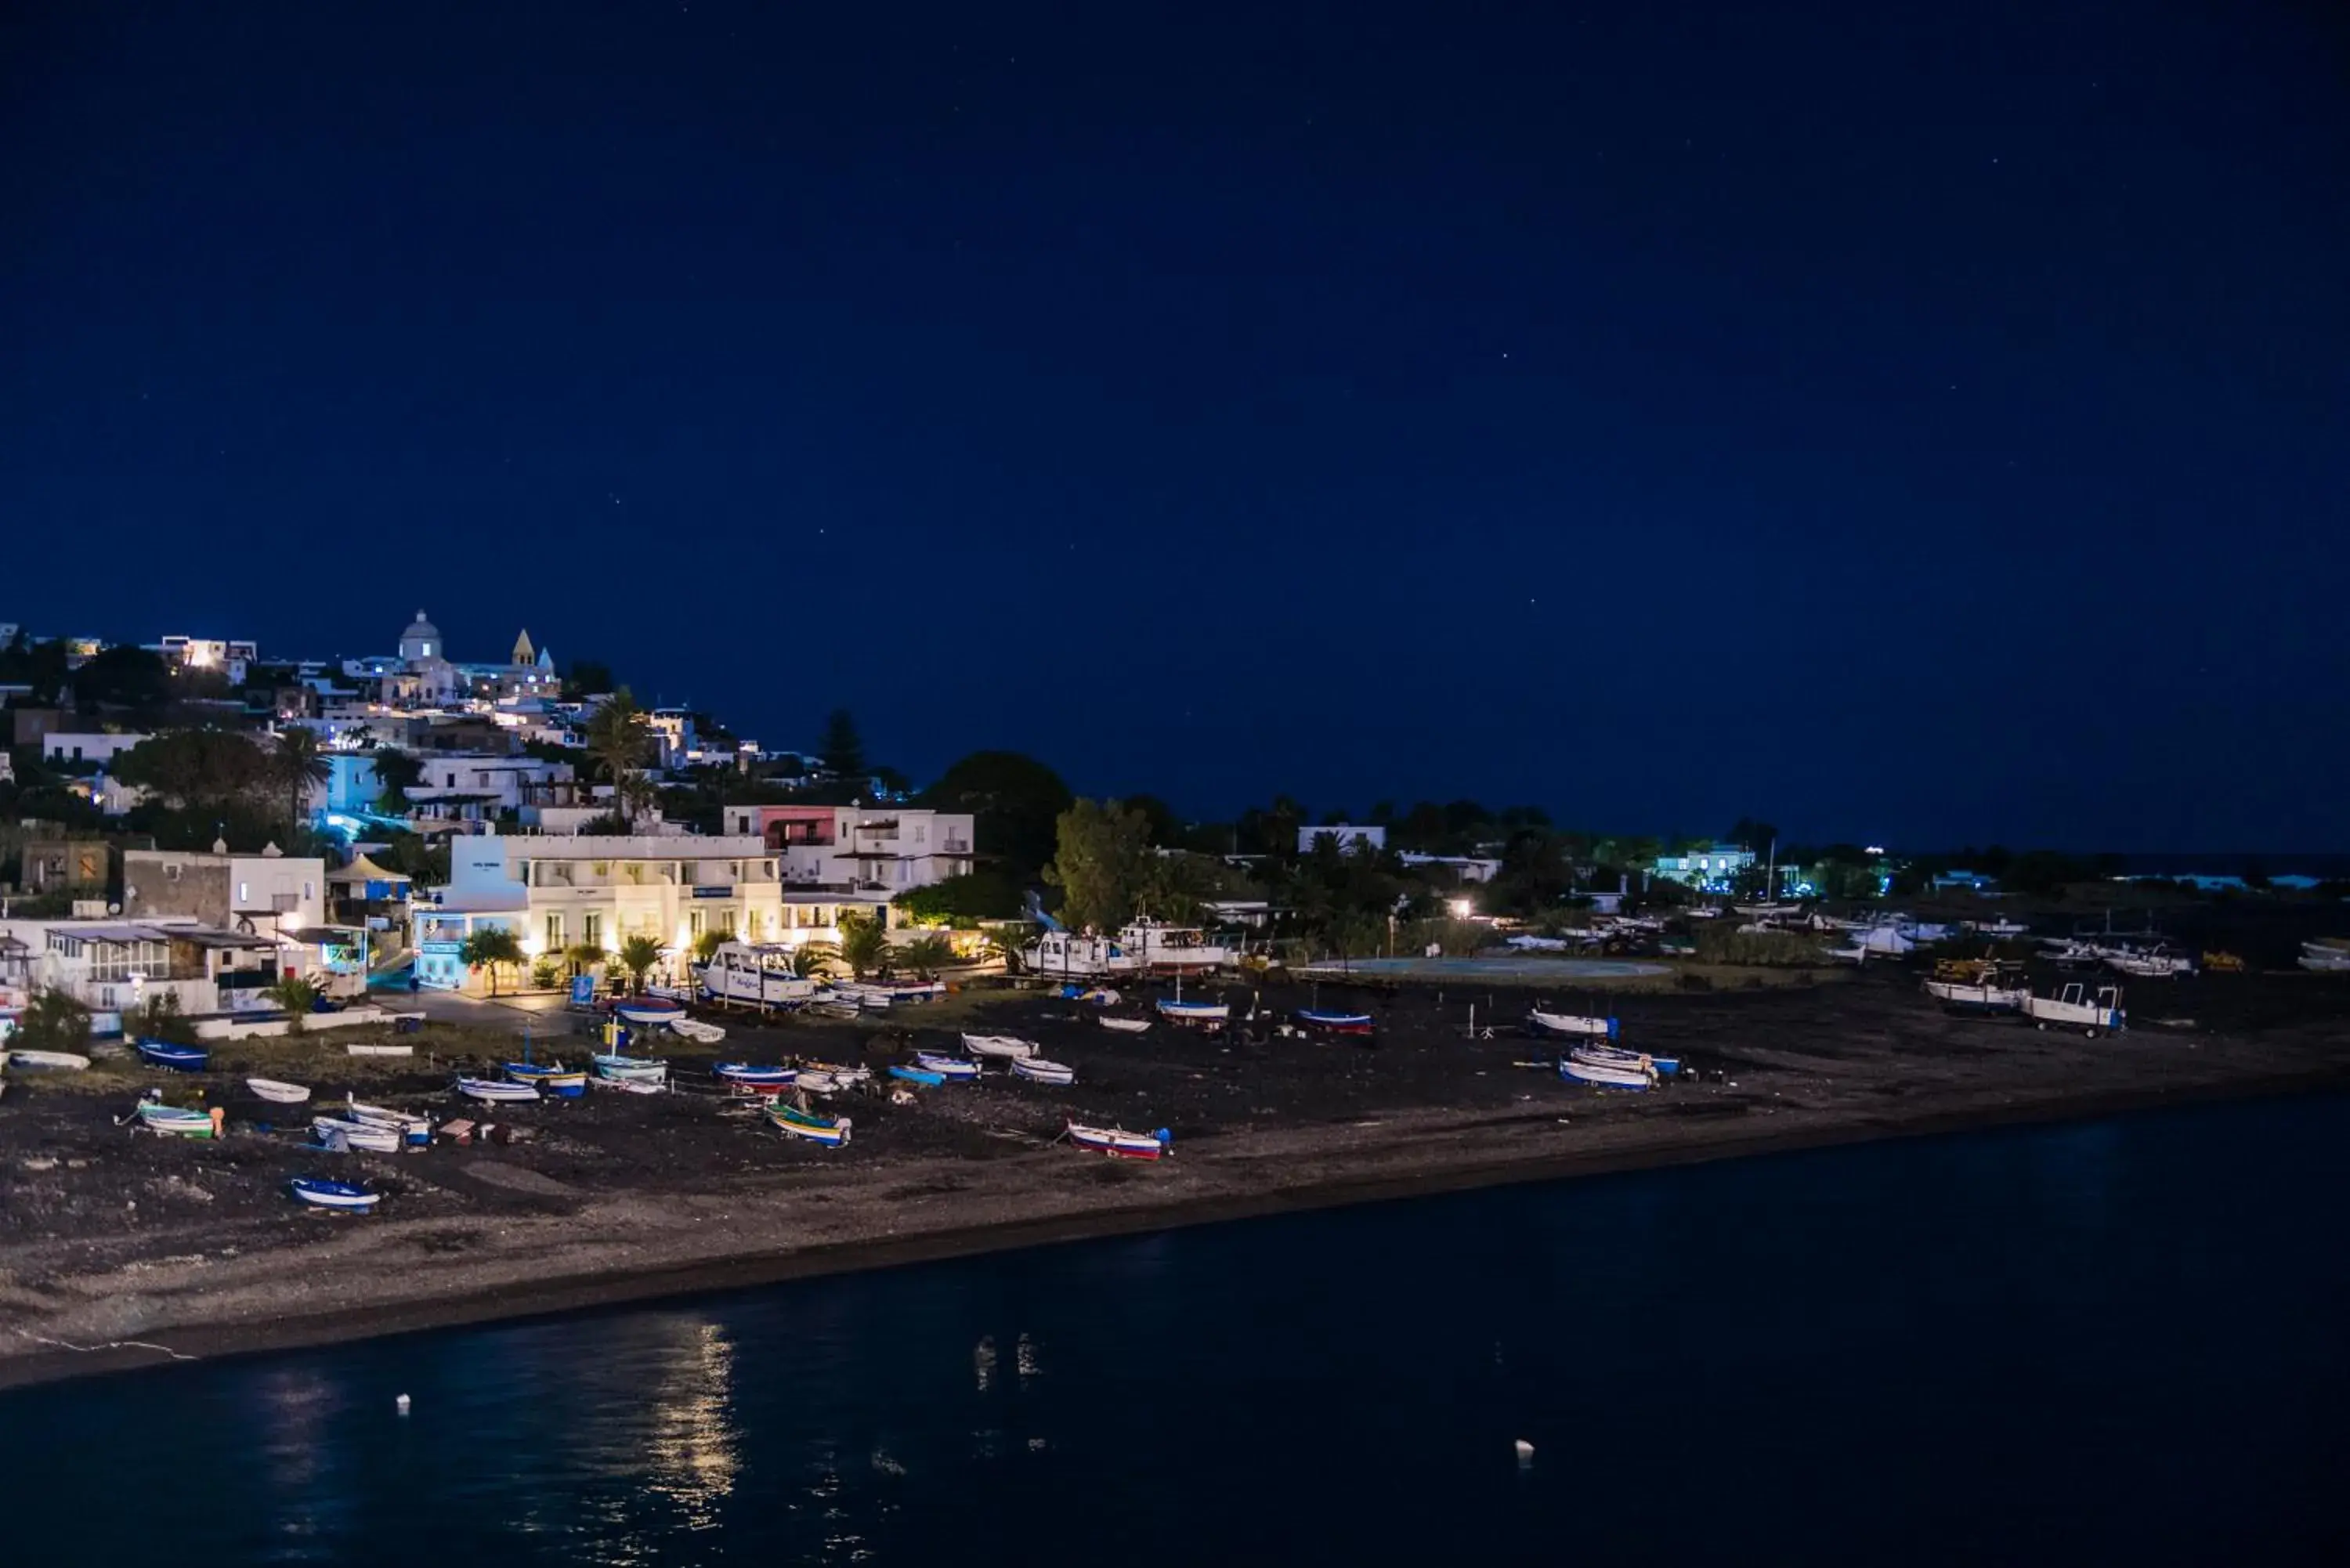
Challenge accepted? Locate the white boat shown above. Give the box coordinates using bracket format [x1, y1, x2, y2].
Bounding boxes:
[2039, 939, 2102, 966]
[289, 1177, 381, 1212]
[695, 941, 822, 1010]
[1157, 998, 1229, 1023]
[962, 1033, 1039, 1060]
[1066, 1122, 1170, 1159]
[2299, 941, 2350, 973]
[2106, 947, 2194, 977]
[2023, 983, 2125, 1035]
[1100, 1016, 1153, 1034]
[913, 1050, 982, 1082]
[1527, 1010, 1618, 1039]
[1505, 934, 1572, 952]
[1962, 918, 2030, 938]
[1922, 978, 2030, 1013]
[794, 1069, 840, 1094]
[1021, 930, 1140, 979]
[247, 1078, 312, 1104]
[1824, 943, 1871, 965]
[592, 1051, 670, 1084]
[669, 1017, 727, 1044]
[1012, 1056, 1076, 1086]
[7, 1049, 92, 1071]
[347, 1100, 432, 1145]
[1560, 1055, 1655, 1090]
[1119, 919, 1238, 974]
[457, 1077, 540, 1104]
[312, 1115, 403, 1153]
[347, 1042, 416, 1057]
[135, 1102, 218, 1136]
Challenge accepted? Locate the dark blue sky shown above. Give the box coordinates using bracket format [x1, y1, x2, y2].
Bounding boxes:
[5, 2, 2345, 850]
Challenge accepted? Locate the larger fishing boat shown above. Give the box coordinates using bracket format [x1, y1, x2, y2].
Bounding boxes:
[2023, 983, 2125, 1035]
[1021, 920, 1238, 980]
[694, 941, 823, 1010]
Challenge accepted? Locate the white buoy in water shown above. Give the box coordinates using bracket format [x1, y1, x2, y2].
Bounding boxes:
[396, 1393, 411, 1415]
[1514, 1439, 1534, 1466]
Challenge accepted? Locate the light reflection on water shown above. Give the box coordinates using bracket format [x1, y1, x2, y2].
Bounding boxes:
[4, 1095, 2346, 1566]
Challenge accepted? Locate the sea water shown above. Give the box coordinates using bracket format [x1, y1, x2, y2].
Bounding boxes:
[5, 1095, 2346, 1565]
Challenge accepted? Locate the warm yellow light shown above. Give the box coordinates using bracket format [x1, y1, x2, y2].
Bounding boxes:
[1450, 898, 1473, 919]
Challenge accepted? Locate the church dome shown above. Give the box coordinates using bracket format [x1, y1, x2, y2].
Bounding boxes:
[400, 609, 443, 663]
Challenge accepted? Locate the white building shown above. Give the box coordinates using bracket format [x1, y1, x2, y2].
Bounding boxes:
[404, 752, 580, 823]
[0, 916, 289, 1031]
[723, 804, 977, 893]
[154, 635, 256, 685]
[1650, 843, 1758, 891]
[1301, 823, 1387, 854]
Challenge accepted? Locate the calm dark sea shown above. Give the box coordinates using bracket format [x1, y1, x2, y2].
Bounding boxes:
[7, 1097, 2348, 1566]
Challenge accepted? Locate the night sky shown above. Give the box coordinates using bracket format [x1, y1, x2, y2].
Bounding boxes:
[5, 2, 2345, 850]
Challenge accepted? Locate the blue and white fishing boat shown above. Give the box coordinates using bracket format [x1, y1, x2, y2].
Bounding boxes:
[591, 1051, 669, 1086]
[347, 1100, 432, 1147]
[1560, 1054, 1655, 1090]
[1296, 1009, 1375, 1035]
[1011, 1056, 1076, 1086]
[1574, 1042, 1680, 1076]
[913, 1050, 981, 1082]
[889, 1063, 945, 1086]
[713, 1062, 795, 1092]
[1527, 1010, 1620, 1040]
[613, 995, 685, 1027]
[504, 1060, 586, 1097]
[290, 1177, 382, 1212]
[457, 1076, 540, 1104]
[1157, 998, 1229, 1024]
[312, 1115, 403, 1152]
[136, 1038, 209, 1072]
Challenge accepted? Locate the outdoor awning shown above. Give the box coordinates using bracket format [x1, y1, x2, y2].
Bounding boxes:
[327, 853, 411, 886]
[169, 928, 280, 951]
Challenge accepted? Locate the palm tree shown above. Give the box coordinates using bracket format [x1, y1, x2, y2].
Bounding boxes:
[458, 927, 525, 997]
[616, 934, 665, 993]
[564, 941, 607, 979]
[273, 726, 330, 832]
[262, 975, 322, 1031]
[898, 930, 954, 980]
[788, 941, 840, 980]
[980, 923, 1036, 974]
[837, 911, 891, 981]
[692, 928, 728, 963]
[583, 688, 652, 824]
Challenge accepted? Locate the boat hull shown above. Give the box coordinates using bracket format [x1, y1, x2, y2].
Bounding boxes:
[889, 1064, 945, 1086]
[1012, 1057, 1076, 1086]
[136, 1039, 209, 1072]
[457, 1078, 540, 1103]
[291, 1179, 381, 1211]
[1067, 1123, 1170, 1159]
[913, 1052, 981, 1081]
[768, 1107, 851, 1146]
[1560, 1057, 1654, 1090]
[248, 1078, 312, 1104]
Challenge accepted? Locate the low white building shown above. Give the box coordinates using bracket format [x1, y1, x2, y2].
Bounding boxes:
[725, 804, 977, 892]
[405, 752, 581, 823]
[0, 916, 287, 1031]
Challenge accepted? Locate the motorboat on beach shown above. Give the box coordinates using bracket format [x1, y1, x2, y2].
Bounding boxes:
[2300, 941, 2350, 974]
[768, 1104, 851, 1147]
[347, 1100, 432, 1147]
[1526, 1010, 1619, 1040]
[2023, 983, 2125, 1036]
[6, 1049, 91, 1071]
[1923, 976, 2031, 1013]
[504, 1060, 587, 1098]
[1574, 1042, 1680, 1076]
[1066, 1122, 1171, 1159]
[1024, 920, 1237, 980]
[457, 1077, 541, 1104]
[890, 1064, 945, 1086]
[913, 1050, 981, 1082]
[694, 942, 822, 1010]
[2106, 946, 2194, 977]
[136, 1039, 208, 1072]
[1296, 1009, 1375, 1035]
[1560, 1054, 1656, 1090]
[962, 1033, 1038, 1060]
[134, 1101, 218, 1137]
[1011, 1056, 1076, 1086]
[313, 1115, 403, 1153]
[289, 1177, 382, 1212]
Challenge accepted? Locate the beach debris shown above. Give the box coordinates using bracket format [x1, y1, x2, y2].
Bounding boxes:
[396, 1393, 411, 1415]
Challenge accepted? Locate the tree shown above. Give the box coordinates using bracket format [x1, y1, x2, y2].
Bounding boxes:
[920, 750, 1072, 881]
[564, 941, 607, 979]
[130, 992, 199, 1046]
[459, 927, 526, 997]
[789, 941, 840, 980]
[263, 975, 322, 1031]
[112, 730, 270, 810]
[15, 988, 92, 1054]
[583, 689, 653, 822]
[837, 910, 891, 979]
[70, 644, 172, 714]
[980, 923, 1036, 974]
[1043, 798, 1152, 933]
[820, 708, 866, 783]
[692, 928, 729, 963]
[615, 934, 665, 992]
[271, 727, 330, 830]
[370, 746, 426, 814]
[898, 930, 954, 980]
[891, 868, 1025, 925]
